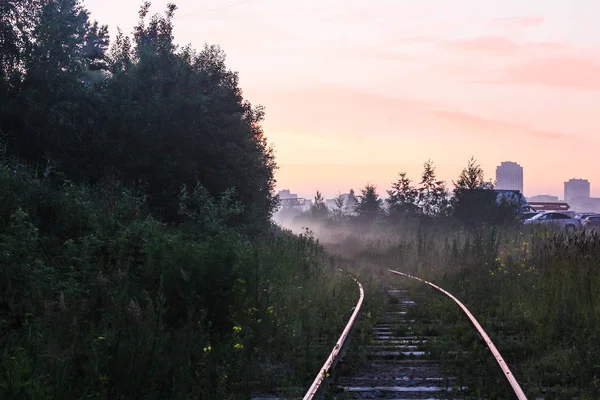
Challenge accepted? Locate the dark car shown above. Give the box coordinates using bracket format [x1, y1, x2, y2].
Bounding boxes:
[575, 213, 598, 223]
[582, 215, 600, 231]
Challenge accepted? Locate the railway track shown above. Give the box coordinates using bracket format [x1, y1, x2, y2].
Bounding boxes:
[330, 287, 467, 399]
[254, 270, 528, 400]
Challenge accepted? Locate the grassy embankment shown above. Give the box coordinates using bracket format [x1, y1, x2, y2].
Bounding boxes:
[0, 164, 373, 400]
[322, 225, 600, 400]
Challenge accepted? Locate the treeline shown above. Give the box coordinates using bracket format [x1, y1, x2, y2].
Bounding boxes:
[0, 1, 359, 399]
[1, 0, 275, 230]
[292, 158, 519, 230]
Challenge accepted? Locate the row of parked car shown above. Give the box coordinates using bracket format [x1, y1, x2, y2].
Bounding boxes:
[521, 211, 600, 231]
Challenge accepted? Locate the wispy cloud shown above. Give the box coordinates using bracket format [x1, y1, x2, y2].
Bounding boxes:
[438, 35, 567, 57]
[443, 36, 520, 54]
[254, 85, 568, 142]
[488, 55, 600, 91]
[254, 85, 437, 137]
[432, 110, 568, 140]
[492, 16, 547, 28]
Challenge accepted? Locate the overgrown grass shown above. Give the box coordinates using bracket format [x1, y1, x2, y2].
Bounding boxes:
[322, 225, 600, 399]
[0, 165, 361, 399]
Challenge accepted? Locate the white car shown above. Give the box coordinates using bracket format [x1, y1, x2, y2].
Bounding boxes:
[523, 211, 580, 231]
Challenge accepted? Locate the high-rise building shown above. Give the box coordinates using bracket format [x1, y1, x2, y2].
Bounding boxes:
[495, 161, 523, 194]
[564, 179, 590, 204]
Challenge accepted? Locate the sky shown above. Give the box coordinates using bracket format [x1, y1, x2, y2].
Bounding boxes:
[84, 0, 600, 199]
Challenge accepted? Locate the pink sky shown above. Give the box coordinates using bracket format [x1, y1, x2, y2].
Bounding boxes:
[85, 0, 600, 199]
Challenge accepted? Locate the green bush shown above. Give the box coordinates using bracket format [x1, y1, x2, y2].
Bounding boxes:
[0, 166, 358, 399]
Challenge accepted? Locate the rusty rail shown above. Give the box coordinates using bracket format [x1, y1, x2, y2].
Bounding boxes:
[388, 269, 528, 400]
[302, 270, 365, 400]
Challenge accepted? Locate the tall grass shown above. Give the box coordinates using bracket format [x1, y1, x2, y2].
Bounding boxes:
[0, 165, 362, 399]
[322, 225, 600, 399]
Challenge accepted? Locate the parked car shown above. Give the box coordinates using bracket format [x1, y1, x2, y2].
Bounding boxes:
[520, 211, 540, 220]
[523, 211, 580, 231]
[575, 213, 598, 224]
[582, 215, 600, 231]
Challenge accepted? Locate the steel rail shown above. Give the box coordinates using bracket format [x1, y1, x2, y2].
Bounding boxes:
[388, 269, 528, 400]
[302, 270, 365, 400]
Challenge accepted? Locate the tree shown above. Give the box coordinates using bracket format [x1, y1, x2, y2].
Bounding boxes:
[451, 157, 497, 227]
[310, 191, 328, 220]
[346, 189, 358, 214]
[1, 1, 277, 232]
[3, 0, 110, 178]
[101, 3, 277, 229]
[355, 184, 382, 223]
[418, 160, 449, 216]
[331, 192, 346, 223]
[333, 193, 344, 210]
[387, 172, 419, 223]
[454, 157, 493, 190]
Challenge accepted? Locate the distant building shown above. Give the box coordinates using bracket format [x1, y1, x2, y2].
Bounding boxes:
[276, 189, 307, 209]
[527, 195, 559, 203]
[278, 189, 298, 200]
[495, 161, 523, 194]
[564, 179, 590, 206]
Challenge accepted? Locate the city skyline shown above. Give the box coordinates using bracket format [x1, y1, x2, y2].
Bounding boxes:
[278, 162, 596, 201]
[83, 0, 600, 198]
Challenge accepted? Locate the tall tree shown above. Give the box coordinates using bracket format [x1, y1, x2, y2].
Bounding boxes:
[387, 172, 419, 222]
[451, 157, 497, 226]
[355, 184, 382, 223]
[331, 192, 346, 223]
[454, 157, 493, 190]
[102, 2, 276, 228]
[4, 0, 109, 178]
[346, 189, 358, 214]
[1, 0, 277, 232]
[418, 160, 449, 216]
[310, 190, 328, 219]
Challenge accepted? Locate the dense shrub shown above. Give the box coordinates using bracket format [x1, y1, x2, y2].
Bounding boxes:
[0, 165, 358, 399]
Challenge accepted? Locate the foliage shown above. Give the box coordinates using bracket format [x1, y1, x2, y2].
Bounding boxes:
[451, 157, 498, 227]
[355, 184, 383, 224]
[0, 164, 358, 399]
[1, 0, 276, 231]
[331, 192, 347, 223]
[327, 226, 600, 399]
[289, 158, 522, 232]
[346, 189, 358, 212]
[386, 172, 419, 224]
[0, 1, 363, 398]
[417, 159, 450, 217]
[310, 191, 329, 220]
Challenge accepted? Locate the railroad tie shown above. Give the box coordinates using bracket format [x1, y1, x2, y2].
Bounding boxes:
[333, 287, 468, 400]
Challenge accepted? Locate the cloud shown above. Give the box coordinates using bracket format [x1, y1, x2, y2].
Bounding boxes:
[487, 56, 600, 91]
[432, 110, 568, 140]
[492, 16, 546, 28]
[439, 35, 567, 57]
[324, 2, 439, 24]
[254, 85, 436, 138]
[443, 36, 520, 54]
[251, 85, 568, 142]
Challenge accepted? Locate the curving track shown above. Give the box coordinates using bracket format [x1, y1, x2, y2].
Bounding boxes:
[254, 270, 529, 399]
[388, 270, 527, 400]
[331, 286, 466, 399]
[308, 270, 528, 400]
